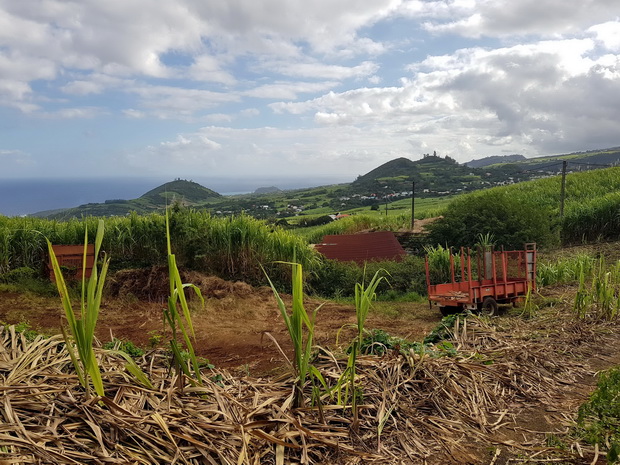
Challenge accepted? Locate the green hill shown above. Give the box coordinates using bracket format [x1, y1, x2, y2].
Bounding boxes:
[427, 166, 620, 248]
[466, 154, 526, 168]
[32, 179, 222, 220]
[140, 179, 221, 206]
[351, 155, 484, 194]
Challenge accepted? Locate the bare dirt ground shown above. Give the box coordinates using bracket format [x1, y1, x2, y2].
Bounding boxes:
[0, 268, 440, 377]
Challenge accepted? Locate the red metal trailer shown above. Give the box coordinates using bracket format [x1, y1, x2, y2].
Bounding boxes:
[425, 243, 536, 316]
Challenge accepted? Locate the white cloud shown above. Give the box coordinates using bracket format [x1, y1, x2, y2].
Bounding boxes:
[244, 81, 338, 99]
[272, 36, 620, 159]
[240, 108, 260, 117]
[124, 124, 412, 178]
[418, 0, 620, 38]
[52, 107, 102, 119]
[122, 109, 146, 119]
[589, 21, 620, 52]
[188, 54, 237, 85]
[263, 60, 380, 80]
[0, 149, 34, 168]
[203, 113, 234, 122]
[129, 84, 240, 118]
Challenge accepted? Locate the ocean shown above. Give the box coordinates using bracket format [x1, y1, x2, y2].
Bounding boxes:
[0, 178, 169, 216]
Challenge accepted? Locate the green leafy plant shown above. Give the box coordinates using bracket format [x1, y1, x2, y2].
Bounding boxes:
[103, 338, 145, 357]
[358, 329, 422, 356]
[148, 330, 164, 348]
[577, 366, 620, 463]
[424, 313, 464, 344]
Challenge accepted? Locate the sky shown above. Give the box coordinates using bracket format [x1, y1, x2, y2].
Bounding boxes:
[1, 0, 620, 189]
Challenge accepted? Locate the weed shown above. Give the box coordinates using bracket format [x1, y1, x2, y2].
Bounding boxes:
[147, 330, 164, 348]
[103, 338, 145, 358]
[358, 329, 423, 356]
[424, 313, 465, 344]
[576, 366, 620, 463]
[2, 321, 39, 342]
[545, 433, 567, 450]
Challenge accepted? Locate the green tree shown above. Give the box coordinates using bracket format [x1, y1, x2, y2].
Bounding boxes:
[427, 189, 558, 249]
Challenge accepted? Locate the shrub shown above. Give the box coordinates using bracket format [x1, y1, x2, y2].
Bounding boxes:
[577, 366, 620, 463]
[307, 256, 426, 298]
[0, 267, 38, 283]
[427, 189, 559, 249]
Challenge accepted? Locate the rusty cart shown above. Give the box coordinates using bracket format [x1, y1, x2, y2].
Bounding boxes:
[425, 243, 536, 316]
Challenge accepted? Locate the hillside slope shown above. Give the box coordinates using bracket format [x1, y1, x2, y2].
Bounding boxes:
[351, 155, 483, 194]
[34, 179, 222, 219]
[140, 179, 221, 206]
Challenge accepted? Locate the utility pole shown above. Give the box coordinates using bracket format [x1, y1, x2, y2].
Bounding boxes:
[411, 181, 415, 230]
[560, 160, 567, 218]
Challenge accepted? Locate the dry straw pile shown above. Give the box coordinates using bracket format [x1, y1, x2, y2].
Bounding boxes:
[0, 313, 605, 465]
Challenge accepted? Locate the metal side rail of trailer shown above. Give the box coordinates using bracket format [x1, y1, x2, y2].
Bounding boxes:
[425, 243, 536, 316]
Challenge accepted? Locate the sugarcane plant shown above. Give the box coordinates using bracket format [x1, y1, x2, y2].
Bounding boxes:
[574, 257, 620, 320]
[265, 261, 322, 408]
[339, 270, 386, 426]
[163, 208, 205, 387]
[47, 219, 109, 398]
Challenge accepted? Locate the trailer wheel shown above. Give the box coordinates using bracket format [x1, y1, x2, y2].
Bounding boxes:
[480, 297, 498, 316]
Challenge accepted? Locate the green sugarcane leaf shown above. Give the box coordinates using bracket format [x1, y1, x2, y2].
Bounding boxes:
[106, 349, 154, 389]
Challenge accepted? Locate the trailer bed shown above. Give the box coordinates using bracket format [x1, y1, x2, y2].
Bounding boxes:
[425, 244, 536, 315]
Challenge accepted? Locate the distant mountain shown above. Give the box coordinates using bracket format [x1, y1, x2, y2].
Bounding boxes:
[140, 179, 221, 206]
[31, 179, 222, 219]
[254, 186, 281, 194]
[466, 154, 526, 168]
[351, 155, 482, 194]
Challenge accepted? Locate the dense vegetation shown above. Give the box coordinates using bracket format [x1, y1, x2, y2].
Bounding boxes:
[0, 209, 317, 287]
[428, 167, 620, 248]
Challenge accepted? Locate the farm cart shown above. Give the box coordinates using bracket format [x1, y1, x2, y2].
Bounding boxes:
[425, 243, 536, 316]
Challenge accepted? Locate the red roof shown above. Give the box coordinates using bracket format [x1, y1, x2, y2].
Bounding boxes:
[315, 231, 407, 264]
